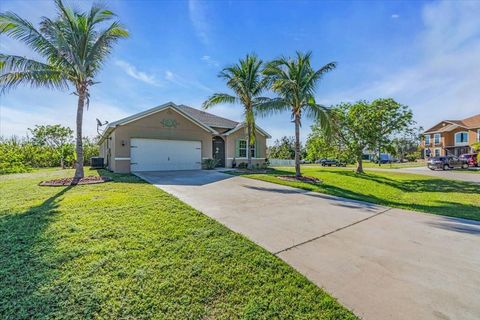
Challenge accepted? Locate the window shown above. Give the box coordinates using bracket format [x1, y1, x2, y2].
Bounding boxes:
[237, 139, 255, 158]
[434, 148, 441, 157]
[434, 133, 441, 144]
[424, 135, 431, 145]
[478, 129, 480, 141]
[454, 132, 469, 145]
[238, 140, 247, 158]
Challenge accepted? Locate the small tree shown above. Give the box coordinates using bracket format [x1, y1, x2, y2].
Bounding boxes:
[390, 126, 423, 162]
[368, 99, 414, 166]
[305, 122, 353, 162]
[328, 99, 413, 173]
[28, 124, 73, 168]
[471, 141, 480, 151]
[267, 136, 296, 159]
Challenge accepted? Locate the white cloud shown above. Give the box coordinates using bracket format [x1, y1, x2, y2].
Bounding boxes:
[164, 70, 213, 92]
[201, 55, 220, 67]
[391, 14, 400, 19]
[188, 0, 211, 45]
[115, 60, 162, 87]
[323, 0, 480, 130]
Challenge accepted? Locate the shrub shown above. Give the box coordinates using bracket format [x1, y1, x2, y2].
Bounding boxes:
[405, 151, 421, 162]
[237, 162, 248, 169]
[0, 133, 100, 175]
[202, 158, 219, 170]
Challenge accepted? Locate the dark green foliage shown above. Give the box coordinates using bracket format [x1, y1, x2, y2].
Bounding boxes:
[267, 136, 297, 160]
[0, 134, 99, 174]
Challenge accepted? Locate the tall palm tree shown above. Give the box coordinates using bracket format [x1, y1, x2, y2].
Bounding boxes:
[0, 0, 128, 182]
[203, 54, 268, 169]
[262, 52, 336, 177]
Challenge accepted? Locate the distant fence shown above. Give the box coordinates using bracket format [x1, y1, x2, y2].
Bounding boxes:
[269, 159, 296, 167]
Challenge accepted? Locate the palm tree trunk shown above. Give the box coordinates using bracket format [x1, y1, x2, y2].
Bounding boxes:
[294, 114, 301, 177]
[247, 124, 252, 170]
[73, 89, 85, 182]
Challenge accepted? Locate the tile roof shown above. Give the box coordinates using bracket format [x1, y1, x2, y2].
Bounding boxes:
[460, 114, 480, 128]
[177, 105, 239, 129]
[424, 113, 480, 133]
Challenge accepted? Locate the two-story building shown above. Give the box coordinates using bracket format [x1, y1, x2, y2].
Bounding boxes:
[422, 114, 480, 158]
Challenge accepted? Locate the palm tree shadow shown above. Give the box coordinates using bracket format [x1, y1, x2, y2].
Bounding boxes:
[0, 186, 72, 317]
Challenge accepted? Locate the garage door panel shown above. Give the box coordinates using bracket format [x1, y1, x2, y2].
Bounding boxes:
[131, 139, 201, 171]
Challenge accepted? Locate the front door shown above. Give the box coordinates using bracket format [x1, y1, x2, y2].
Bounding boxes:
[212, 136, 225, 167]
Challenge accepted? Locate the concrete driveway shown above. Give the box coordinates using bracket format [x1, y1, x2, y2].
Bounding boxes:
[368, 166, 480, 183]
[136, 170, 480, 320]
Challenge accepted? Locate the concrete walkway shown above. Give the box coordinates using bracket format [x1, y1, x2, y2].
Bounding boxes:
[136, 170, 480, 320]
[367, 166, 480, 183]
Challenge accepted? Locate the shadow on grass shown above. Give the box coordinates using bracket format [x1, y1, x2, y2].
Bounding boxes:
[332, 170, 480, 194]
[235, 169, 480, 221]
[0, 186, 72, 318]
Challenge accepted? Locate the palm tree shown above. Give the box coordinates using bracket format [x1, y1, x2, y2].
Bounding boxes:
[203, 54, 268, 169]
[0, 0, 128, 182]
[262, 52, 336, 177]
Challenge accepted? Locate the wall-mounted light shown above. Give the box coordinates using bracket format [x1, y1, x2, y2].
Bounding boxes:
[121, 140, 125, 146]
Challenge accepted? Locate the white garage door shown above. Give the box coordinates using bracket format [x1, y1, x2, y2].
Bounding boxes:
[130, 138, 202, 171]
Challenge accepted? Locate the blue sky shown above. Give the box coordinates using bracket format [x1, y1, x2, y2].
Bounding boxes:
[1, 0, 479, 144]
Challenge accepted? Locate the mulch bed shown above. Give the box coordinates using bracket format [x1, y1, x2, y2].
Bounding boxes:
[39, 176, 112, 186]
[278, 175, 322, 184]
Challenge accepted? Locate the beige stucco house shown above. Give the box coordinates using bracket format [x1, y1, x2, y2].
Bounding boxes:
[98, 102, 270, 173]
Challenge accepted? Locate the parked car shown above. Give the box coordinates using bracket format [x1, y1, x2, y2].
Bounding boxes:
[316, 159, 346, 167]
[459, 153, 478, 167]
[427, 156, 468, 170]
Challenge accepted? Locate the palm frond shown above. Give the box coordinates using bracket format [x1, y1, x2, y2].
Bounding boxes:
[202, 93, 237, 109]
[305, 102, 332, 134]
[0, 12, 69, 67]
[85, 21, 129, 75]
[255, 97, 289, 117]
[0, 70, 68, 93]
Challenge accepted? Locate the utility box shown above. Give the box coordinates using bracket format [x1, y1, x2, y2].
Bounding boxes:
[90, 157, 104, 169]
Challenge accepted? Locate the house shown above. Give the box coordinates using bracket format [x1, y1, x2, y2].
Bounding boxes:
[422, 114, 480, 157]
[98, 102, 271, 173]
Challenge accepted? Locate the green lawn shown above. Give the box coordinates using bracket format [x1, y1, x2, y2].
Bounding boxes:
[234, 167, 480, 221]
[304, 161, 425, 169]
[0, 168, 356, 320]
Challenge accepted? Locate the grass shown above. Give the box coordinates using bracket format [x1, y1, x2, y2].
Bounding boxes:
[232, 167, 480, 221]
[0, 168, 356, 320]
[304, 161, 425, 169]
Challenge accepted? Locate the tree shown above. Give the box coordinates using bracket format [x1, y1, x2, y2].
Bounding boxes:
[261, 52, 336, 177]
[267, 136, 296, 159]
[203, 54, 268, 169]
[28, 124, 73, 168]
[472, 142, 480, 152]
[390, 126, 423, 162]
[367, 99, 415, 167]
[305, 122, 353, 162]
[328, 99, 414, 173]
[0, 0, 128, 182]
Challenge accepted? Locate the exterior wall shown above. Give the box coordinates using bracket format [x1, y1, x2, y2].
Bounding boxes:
[225, 128, 268, 168]
[110, 108, 213, 173]
[423, 126, 480, 157]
